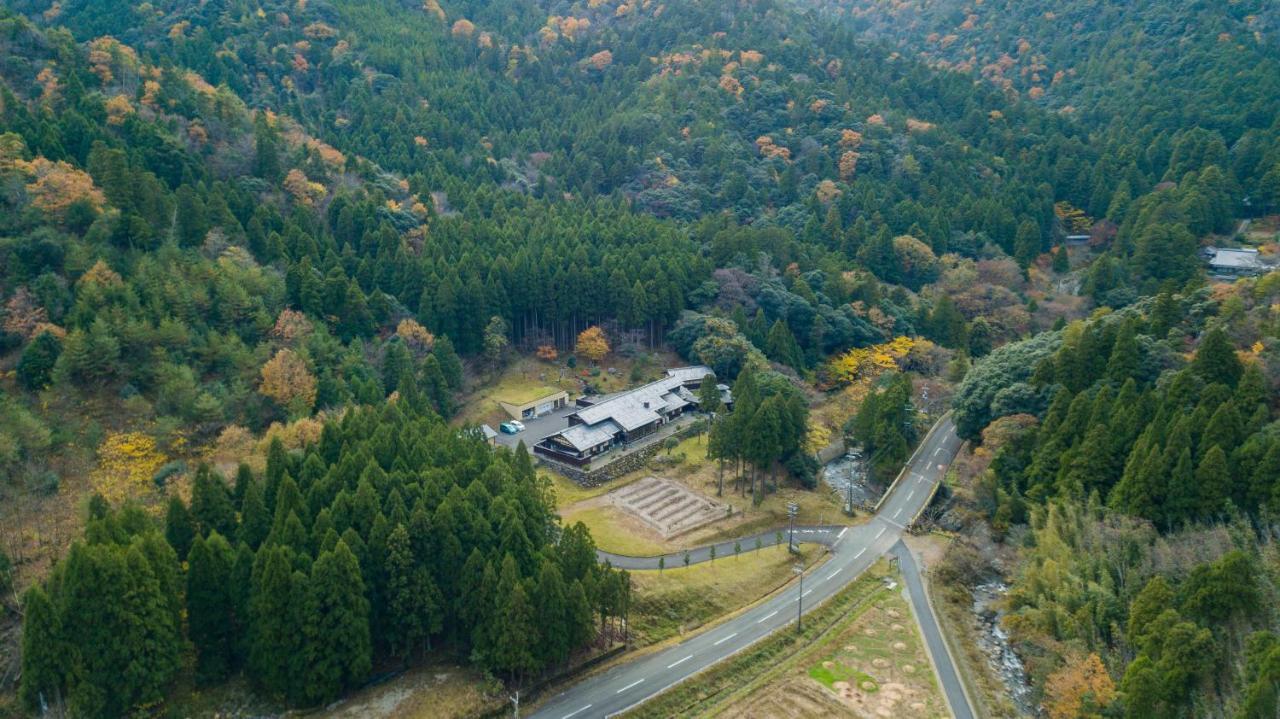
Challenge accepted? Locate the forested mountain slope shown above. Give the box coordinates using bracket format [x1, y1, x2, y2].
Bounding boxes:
[948, 276, 1280, 716]
[0, 0, 1278, 715]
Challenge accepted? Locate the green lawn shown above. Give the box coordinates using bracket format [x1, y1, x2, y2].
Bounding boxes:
[629, 545, 820, 645]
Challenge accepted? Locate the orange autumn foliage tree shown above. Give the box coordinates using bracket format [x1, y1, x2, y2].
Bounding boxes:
[575, 326, 610, 364]
[283, 168, 326, 205]
[270, 308, 313, 344]
[839, 150, 859, 180]
[586, 50, 613, 70]
[260, 348, 317, 417]
[536, 344, 559, 361]
[1043, 653, 1116, 719]
[395, 318, 435, 353]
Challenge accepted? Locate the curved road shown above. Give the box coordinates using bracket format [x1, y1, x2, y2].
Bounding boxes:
[532, 415, 965, 719]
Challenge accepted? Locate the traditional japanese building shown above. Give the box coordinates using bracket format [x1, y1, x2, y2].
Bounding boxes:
[534, 366, 730, 466]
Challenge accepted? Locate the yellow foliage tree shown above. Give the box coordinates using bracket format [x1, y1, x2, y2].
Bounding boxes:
[104, 94, 134, 125]
[91, 432, 168, 504]
[1043, 653, 1116, 719]
[260, 348, 317, 417]
[575, 326, 610, 364]
[823, 336, 916, 389]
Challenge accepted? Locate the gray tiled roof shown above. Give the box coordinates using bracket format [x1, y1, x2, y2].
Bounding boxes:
[560, 365, 714, 436]
[664, 365, 716, 384]
[556, 421, 621, 451]
[1208, 248, 1264, 270]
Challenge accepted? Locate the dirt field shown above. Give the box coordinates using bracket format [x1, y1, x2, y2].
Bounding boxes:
[709, 590, 948, 719]
[315, 663, 500, 719]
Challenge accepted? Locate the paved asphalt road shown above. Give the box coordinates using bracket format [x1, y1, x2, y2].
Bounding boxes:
[530, 415, 966, 719]
[892, 539, 975, 719]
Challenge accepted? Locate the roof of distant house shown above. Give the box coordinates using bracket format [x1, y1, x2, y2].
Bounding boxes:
[1206, 247, 1265, 270]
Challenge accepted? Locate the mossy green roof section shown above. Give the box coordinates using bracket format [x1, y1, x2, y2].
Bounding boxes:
[496, 383, 568, 406]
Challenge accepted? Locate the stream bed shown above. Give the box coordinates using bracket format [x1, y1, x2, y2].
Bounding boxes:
[972, 581, 1037, 716]
[819, 452, 882, 507]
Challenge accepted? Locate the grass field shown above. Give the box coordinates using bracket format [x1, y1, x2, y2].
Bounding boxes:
[559, 503, 676, 556]
[456, 358, 581, 426]
[629, 544, 820, 646]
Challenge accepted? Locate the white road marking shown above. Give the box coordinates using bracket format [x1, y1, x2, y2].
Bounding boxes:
[757, 610, 779, 624]
[803, 589, 812, 597]
[713, 632, 738, 646]
[894, 508, 904, 520]
[933, 448, 942, 458]
[826, 569, 841, 581]
[667, 655, 692, 669]
[875, 527, 886, 539]
[617, 679, 644, 694]
[562, 705, 593, 719]
[906, 489, 915, 501]
[837, 527, 848, 539]
[855, 548, 866, 559]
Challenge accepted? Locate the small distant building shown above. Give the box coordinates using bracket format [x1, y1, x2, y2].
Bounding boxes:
[479, 424, 499, 447]
[499, 387, 570, 420]
[534, 366, 730, 467]
[1204, 247, 1269, 278]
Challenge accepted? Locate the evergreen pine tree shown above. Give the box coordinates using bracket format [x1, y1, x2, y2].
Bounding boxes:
[187, 532, 236, 683]
[16, 330, 61, 390]
[1106, 321, 1140, 384]
[1192, 327, 1243, 387]
[304, 540, 371, 704]
[19, 585, 63, 712]
[384, 524, 442, 659]
[164, 496, 195, 560]
[191, 465, 238, 540]
[534, 558, 571, 666]
[1195, 445, 1231, 518]
[238, 476, 270, 550]
[249, 546, 304, 699]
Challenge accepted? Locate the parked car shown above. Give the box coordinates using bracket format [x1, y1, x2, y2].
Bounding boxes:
[500, 422, 522, 434]
[511, 420, 526, 431]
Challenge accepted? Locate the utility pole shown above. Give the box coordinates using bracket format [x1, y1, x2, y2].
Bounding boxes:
[510, 690, 520, 719]
[794, 561, 805, 632]
[786, 502, 799, 553]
